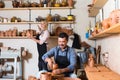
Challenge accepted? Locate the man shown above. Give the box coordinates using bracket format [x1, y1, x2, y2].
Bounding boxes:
[42, 32, 77, 77]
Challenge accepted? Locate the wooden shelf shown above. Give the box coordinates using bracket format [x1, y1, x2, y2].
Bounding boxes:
[89, 23, 120, 40]
[93, 0, 108, 9]
[0, 22, 32, 24]
[88, 0, 108, 17]
[48, 21, 75, 24]
[0, 21, 75, 24]
[0, 7, 73, 10]
[0, 36, 28, 39]
[88, 8, 99, 17]
[0, 36, 58, 39]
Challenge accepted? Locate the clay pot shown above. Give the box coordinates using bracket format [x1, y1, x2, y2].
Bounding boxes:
[101, 18, 111, 30]
[12, 0, 20, 8]
[67, 0, 73, 7]
[53, 64, 58, 70]
[39, 0, 44, 7]
[109, 10, 118, 26]
[21, 30, 26, 37]
[12, 28, 18, 36]
[31, 2, 39, 7]
[0, 31, 4, 37]
[0, 0, 5, 8]
[116, 9, 120, 23]
[40, 72, 52, 80]
[46, 14, 52, 22]
[88, 54, 94, 67]
[24, 1, 31, 7]
[26, 31, 31, 37]
[61, 0, 67, 7]
[28, 76, 37, 80]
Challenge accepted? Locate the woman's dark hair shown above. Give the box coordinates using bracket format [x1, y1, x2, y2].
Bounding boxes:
[58, 32, 69, 41]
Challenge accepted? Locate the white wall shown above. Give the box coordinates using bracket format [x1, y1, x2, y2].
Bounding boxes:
[0, 0, 99, 79]
[2, 0, 120, 79]
[94, 0, 120, 75]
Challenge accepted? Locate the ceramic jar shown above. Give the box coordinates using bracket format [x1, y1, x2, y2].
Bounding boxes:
[40, 72, 52, 80]
[12, 0, 20, 8]
[0, 0, 5, 8]
[68, 0, 73, 7]
[61, 0, 67, 7]
[116, 9, 120, 23]
[101, 18, 111, 30]
[88, 54, 95, 67]
[52, 64, 58, 70]
[46, 14, 52, 22]
[28, 76, 37, 80]
[109, 10, 118, 26]
[12, 28, 18, 37]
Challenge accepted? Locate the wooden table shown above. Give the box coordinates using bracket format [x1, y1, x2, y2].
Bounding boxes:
[85, 64, 120, 80]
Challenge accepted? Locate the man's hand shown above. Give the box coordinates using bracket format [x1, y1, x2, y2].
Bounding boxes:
[52, 69, 63, 75]
[52, 68, 70, 75]
[45, 58, 53, 70]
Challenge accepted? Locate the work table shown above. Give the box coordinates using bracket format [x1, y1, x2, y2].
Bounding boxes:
[85, 64, 120, 80]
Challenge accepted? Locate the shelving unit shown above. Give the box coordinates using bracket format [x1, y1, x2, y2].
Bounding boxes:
[0, 21, 74, 24]
[0, 50, 22, 80]
[0, 7, 75, 39]
[0, 7, 73, 10]
[0, 36, 28, 39]
[89, 23, 120, 40]
[88, 0, 108, 17]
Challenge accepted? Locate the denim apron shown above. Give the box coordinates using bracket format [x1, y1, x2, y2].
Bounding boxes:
[55, 48, 73, 77]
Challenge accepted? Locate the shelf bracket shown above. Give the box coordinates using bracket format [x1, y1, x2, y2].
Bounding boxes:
[69, 8, 72, 15]
[101, 8, 104, 20]
[29, 9, 31, 29]
[49, 9, 52, 15]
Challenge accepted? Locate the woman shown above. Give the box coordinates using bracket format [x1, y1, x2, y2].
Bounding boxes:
[28, 21, 50, 71]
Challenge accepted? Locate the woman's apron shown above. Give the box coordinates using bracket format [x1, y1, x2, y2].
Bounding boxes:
[36, 33, 48, 71]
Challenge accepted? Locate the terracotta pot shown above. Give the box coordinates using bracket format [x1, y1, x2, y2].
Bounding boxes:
[26, 31, 31, 37]
[0, 0, 5, 8]
[116, 9, 120, 23]
[0, 31, 4, 37]
[101, 18, 111, 30]
[40, 72, 52, 80]
[109, 10, 118, 26]
[88, 54, 94, 67]
[46, 14, 52, 22]
[28, 76, 37, 80]
[12, 0, 20, 8]
[53, 64, 58, 70]
[61, 0, 67, 7]
[68, 0, 73, 7]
